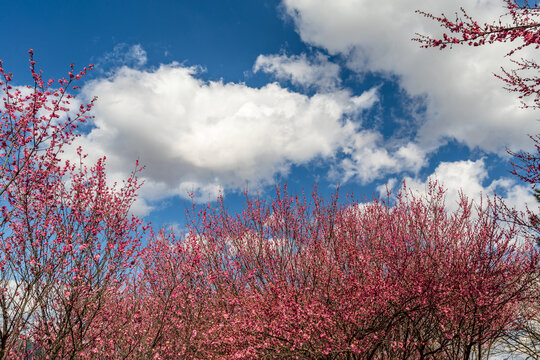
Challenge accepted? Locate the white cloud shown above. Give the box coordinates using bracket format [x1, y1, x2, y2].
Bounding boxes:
[254, 52, 341, 90]
[337, 131, 427, 184]
[70, 63, 384, 214]
[281, 0, 540, 153]
[125, 44, 148, 67]
[402, 159, 536, 213]
[96, 44, 148, 73]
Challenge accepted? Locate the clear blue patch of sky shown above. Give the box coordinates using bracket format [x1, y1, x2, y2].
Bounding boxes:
[1, 0, 302, 84]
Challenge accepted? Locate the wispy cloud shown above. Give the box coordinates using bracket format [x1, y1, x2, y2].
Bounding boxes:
[333, 131, 426, 184]
[94, 43, 148, 75]
[254, 52, 341, 90]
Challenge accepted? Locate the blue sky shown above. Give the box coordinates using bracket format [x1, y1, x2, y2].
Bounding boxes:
[2, 0, 538, 229]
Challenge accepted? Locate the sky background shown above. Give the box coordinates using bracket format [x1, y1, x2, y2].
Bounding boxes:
[1, 0, 538, 230]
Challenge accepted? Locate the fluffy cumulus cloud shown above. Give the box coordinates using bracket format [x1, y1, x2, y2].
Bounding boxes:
[253, 52, 341, 90]
[399, 159, 535, 213]
[281, 0, 540, 153]
[72, 63, 383, 214]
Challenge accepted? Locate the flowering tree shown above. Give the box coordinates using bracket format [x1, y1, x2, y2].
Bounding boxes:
[89, 229, 224, 359]
[0, 52, 145, 359]
[118, 184, 538, 359]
